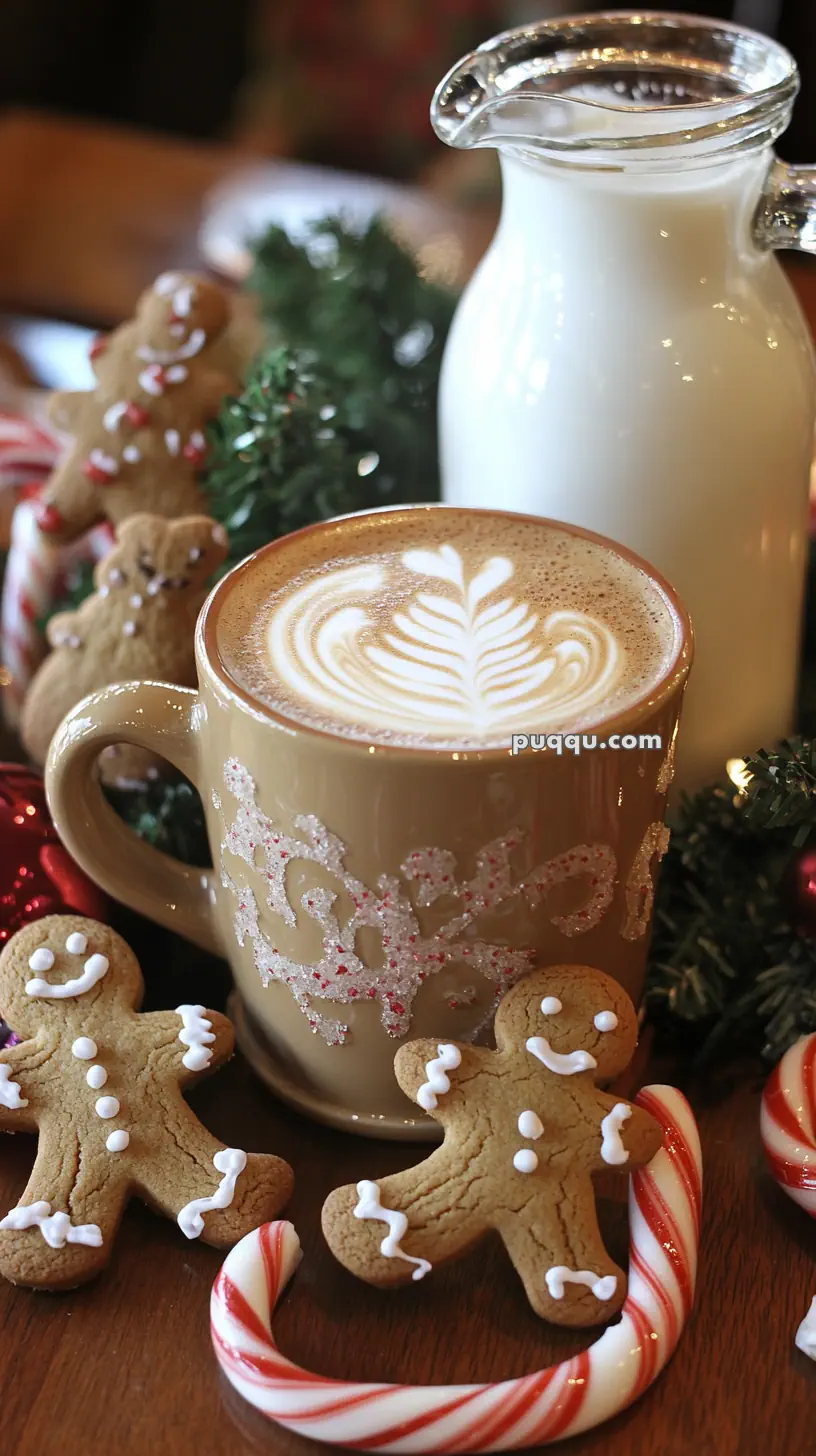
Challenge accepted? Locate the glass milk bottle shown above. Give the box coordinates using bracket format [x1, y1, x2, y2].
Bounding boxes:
[432, 12, 816, 790]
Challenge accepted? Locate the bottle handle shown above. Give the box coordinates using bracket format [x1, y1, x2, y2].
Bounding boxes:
[44, 680, 223, 956]
[755, 160, 816, 252]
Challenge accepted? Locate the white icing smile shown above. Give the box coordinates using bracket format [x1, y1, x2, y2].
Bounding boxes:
[526, 1036, 597, 1076]
[265, 545, 621, 743]
[26, 952, 109, 999]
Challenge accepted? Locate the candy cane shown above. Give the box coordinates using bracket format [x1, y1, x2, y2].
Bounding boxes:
[1, 496, 114, 725]
[211, 1084, 702, 1452]
[760, 1032, 816, 1359]
[0, 411, 59, 490]
[761, 1031, 816, 1217]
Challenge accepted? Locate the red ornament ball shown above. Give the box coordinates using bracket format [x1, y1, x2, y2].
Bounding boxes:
[0, 763, 108, 942]
[782, 845, 816, 938]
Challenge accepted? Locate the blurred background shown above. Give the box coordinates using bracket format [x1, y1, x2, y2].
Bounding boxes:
[0, 1, 812, 179]
[0, 1, 813, 374]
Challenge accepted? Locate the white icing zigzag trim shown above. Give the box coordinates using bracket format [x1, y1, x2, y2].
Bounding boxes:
[0, 1201, 103, 1248]
[416, 1044, 461, 1111]
[353, 1180, 431, 1281]
[176, 1004, 216, 1071]
[178, 1149, 247, 1239]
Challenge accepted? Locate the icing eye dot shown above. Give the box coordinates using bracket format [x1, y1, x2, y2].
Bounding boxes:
[95, 1096, 120, 1119]
[540, 996, 562, 1016]
[106, 1130, 130, 1153]
[71, 1037, 97, 1060]
[513, 1149, 539, 1174]
[28, 947, 54, 972]
[86, 1065, 108, 1089]
[594, 1011, 619, 1032]
[65, 932, 87, 956]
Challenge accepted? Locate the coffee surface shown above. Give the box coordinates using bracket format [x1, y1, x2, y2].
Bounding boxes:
[215, 509, 681, 748]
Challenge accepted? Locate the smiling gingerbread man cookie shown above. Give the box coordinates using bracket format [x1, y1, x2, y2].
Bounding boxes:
[20, 512, 228, 784]
[36, 272, 241, 543]
[0, 915, 293, 1289]
[322, 965, 662, 1327]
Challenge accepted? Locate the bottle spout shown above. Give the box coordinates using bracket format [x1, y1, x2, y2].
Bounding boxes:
[430, 14, 799, 163]
[431, 55, 590, 154]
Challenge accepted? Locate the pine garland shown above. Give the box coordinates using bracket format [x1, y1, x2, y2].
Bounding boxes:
[645, 756, 816, 1066]
[103, 779, 209, 868]
[247, 216, 454, 508]
[202, 348, 363, 570]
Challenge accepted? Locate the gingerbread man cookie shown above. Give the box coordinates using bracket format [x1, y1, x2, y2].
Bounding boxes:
[36, 272, 241, 543]
[20, 513, 228, 783]
[0, 915, 293, 1289]
[322, 965, 662, 1327]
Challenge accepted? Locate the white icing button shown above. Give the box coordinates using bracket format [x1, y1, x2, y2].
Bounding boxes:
[517, 1110, 544, 1140]
[106, 1130, 130, 1153]
[513, 1149, 539, 1174]
[95, 1096, 119, 1119]
[594, 1010, 619, 1032]
[129, 594, 144, 609]
[86, 1065, 108, 1090]
[28, 947, 54, 972]
[71, 1037, 97, 1060]
[540, 996, 562, 1015]
[65, 932, 88, 955]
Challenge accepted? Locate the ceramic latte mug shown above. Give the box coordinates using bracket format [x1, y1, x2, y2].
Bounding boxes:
[45, 506, 692, 1138]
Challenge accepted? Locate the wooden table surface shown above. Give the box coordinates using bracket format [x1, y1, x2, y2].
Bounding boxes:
[0, 111, 813, 1456]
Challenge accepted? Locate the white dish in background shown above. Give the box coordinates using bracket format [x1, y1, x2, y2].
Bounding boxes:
[197, 161, 467, 287]
[0, 318, 95, 393]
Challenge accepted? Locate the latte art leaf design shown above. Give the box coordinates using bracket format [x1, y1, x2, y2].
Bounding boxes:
[266, 546, 621, 740]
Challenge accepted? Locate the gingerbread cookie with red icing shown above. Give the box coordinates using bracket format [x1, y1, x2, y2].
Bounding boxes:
[0, 915, 293, 1289]
[322, 965, 662, 1327]
[37, 272, 242, 544]
[20, 512, 227, 784]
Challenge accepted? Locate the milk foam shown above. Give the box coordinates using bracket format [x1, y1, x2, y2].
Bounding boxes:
[216, 511, 681, 748]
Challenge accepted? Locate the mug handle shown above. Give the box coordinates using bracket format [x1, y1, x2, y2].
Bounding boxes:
[44, 680, 223, 956]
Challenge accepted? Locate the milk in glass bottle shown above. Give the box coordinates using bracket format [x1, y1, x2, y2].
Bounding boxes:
[432, 12, 816, 789]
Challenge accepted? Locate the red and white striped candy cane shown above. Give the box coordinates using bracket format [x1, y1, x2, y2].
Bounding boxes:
[1, 495, 114, 726]
[211, 1084, 702, 1452]
[0, 410, 59, 489]
[760, 1033, 816, 1359]
[761, 1031, 816, 1218]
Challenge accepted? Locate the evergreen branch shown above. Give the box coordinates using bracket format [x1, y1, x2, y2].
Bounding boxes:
[743, 736, 816, 843]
